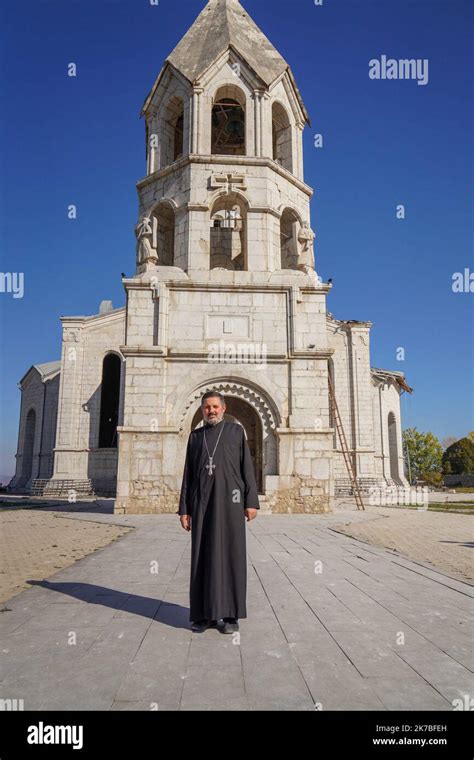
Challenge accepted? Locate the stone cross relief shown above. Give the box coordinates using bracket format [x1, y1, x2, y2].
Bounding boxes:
[209, 174, 247, 193]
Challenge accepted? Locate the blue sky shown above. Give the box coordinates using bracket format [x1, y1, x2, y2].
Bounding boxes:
[0, 0, 472, 481]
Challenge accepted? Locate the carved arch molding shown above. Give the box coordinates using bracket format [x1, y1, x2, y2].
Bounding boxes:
[179, 382, 279, 436]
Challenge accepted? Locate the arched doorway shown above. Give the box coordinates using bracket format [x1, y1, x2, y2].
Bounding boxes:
[388, 412, 400, 482]
[191, 398, 263, 493]
[22, 408, 36, 481]
[99, 354, 121, 448]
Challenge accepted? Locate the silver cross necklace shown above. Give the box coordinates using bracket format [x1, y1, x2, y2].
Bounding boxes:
[203, 421, 226, 477]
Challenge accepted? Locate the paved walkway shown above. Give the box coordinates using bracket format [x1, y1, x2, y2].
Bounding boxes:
[0, 506, 472, 711]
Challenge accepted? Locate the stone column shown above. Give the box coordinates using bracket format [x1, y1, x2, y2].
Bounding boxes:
[191, 87, 204, 154]
[253, 89, 264, 157]
[347, 325, 377, 478]
[295, 122, 304, 180]
[50, 323, 90, 482]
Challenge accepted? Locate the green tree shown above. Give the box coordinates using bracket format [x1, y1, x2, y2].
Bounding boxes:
[442, 436, 474, 475]
[403, 428, 443, 484]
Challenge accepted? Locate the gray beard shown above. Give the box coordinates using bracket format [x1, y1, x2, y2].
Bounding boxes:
[206, 415, 224, 427]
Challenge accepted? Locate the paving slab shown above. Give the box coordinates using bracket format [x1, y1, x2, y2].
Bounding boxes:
[0, 509, 472, 711]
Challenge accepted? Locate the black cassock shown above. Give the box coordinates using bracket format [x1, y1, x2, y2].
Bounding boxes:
[178, 420, 260, 622]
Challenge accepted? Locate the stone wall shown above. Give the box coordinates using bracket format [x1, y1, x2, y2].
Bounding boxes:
[50, 308, 126, 494]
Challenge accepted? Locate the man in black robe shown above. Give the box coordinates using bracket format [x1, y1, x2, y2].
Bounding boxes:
[178, 391, 259, 634]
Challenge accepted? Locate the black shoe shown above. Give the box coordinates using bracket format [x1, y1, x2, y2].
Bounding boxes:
[191, 619, 218, 633]
[220, 617, 239, 634]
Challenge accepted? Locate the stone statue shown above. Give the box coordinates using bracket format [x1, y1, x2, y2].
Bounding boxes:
[297, 221, 316, 273]
[135, 216, 157, 266]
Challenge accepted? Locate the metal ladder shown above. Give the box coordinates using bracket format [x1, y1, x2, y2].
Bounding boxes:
[328, 375, 365, 511]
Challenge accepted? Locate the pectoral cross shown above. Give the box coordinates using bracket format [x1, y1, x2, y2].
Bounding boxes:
[206, 458, 216, 477]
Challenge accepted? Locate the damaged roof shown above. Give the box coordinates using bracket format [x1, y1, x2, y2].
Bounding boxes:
[371, 367, 414, 394]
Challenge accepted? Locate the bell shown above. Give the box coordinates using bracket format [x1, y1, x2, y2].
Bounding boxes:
[224, 118, 244, 139]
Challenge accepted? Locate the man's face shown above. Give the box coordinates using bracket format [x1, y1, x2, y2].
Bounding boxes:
[202, 397, 226, 426]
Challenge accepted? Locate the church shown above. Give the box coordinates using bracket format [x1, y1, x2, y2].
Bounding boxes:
[8, 0, 411, 513]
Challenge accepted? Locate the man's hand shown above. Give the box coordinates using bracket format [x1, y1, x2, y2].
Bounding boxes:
[244, 508, 258, 522]
[180, 515, 191, 532]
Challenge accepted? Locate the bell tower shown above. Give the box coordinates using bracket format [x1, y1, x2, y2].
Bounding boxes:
[117, 0, 335, 515]
[135, 0, 317, 279]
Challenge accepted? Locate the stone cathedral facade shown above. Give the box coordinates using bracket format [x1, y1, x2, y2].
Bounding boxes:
[9, 0, 411, 513]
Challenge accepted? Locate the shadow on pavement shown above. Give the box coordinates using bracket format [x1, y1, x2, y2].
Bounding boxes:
[26, 579, 190, 630]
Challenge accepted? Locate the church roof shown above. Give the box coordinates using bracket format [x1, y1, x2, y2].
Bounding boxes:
[371, 367, 414, 394]
[168, 0, 287, 87]
[143, 0, 309, 123]
[35, 361, 61, 377]
[18, 360, 61, 387]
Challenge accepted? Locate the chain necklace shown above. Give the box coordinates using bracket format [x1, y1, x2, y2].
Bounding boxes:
[203, 421, 226, 477]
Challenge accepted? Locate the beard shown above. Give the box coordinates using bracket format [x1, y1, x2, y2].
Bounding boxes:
[205, 413, 225, 426]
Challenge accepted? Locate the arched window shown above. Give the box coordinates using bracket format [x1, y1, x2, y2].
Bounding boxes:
[162, 96, 184, 167]
[99, 354, 121, 449]
[280, 208, 300, 269]
[272, 102, 293, 172]
[210, 194, 247, 270]
[151, 202, 175, 266]
[212, 85, 246, 156]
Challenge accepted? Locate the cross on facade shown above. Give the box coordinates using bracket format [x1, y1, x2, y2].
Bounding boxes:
[210, 173, 247, 194]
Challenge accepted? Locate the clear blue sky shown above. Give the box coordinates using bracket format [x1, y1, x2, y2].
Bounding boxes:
[0, 0, 473, 482]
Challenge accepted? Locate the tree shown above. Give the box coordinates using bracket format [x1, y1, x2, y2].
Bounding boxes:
[442, 436, 474, 475]
[403, 428, 444, 484]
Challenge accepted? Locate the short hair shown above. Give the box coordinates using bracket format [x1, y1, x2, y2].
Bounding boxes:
[201, 391, 226, 407]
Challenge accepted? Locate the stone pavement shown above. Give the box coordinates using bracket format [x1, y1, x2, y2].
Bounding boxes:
[0, 505, 472, 711]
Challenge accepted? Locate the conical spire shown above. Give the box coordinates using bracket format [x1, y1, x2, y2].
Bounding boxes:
[167, 0, 288, 87]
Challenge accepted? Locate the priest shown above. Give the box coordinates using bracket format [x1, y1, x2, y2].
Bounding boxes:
[178, 391, 260, 634]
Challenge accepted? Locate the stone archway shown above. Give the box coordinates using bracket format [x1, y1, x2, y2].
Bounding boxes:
[180, 380, 280, 495]
[191, 398, 264, 493]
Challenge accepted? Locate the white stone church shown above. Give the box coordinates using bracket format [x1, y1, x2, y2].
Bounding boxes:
[9, 0, 412, 513]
